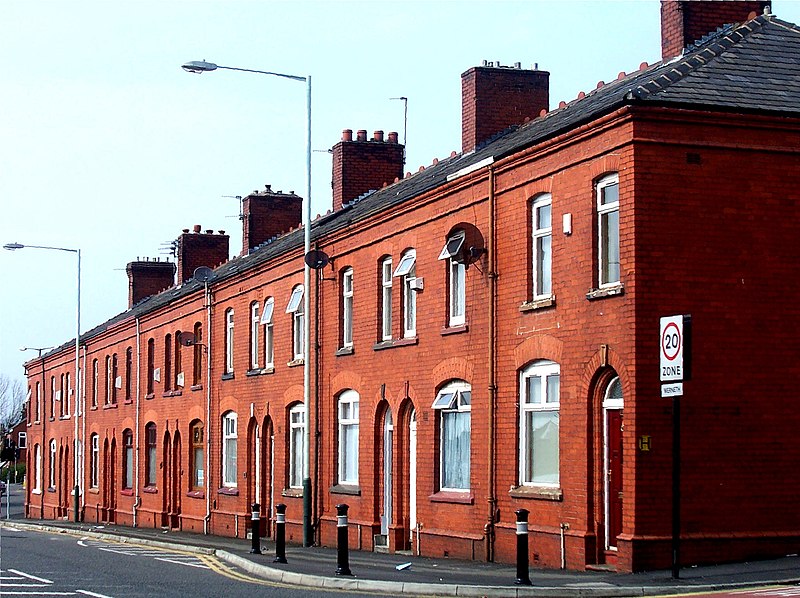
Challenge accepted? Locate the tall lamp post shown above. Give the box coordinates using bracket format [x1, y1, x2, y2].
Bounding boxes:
[182, 60, 314, 547]
[5, 242, 82, 522]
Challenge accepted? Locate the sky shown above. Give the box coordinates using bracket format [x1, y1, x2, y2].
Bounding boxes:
[2, 0, 800, 383]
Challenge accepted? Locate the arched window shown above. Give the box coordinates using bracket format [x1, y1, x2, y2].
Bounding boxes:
[222, 412, 238, 487]
[519, 360, 560, 487]
[145, 423, 157, 487]
[337, 390, 359, 485]
[190, 421, 204, 491]
[90, 433, 100, 488]
[49, 439, 57, 489]
[432, 380, 471, 491]
[288, 404, 305, 489]
[122, 429, 134, 490]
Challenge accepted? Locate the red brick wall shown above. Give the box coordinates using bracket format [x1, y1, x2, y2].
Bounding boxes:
[176, 227, 229, 283]
[661, 0, 769, 60]
[461, 64, 549, 154]
[241, 189, 302, 255]
[126, 259, 175, 308]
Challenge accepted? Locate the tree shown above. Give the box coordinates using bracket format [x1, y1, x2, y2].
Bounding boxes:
[0, 374, 26, 434]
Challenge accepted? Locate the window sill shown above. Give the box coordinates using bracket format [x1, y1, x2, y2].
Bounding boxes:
[90, 406, 98, 411]
[586, 283, 624, 301]
[31, 489, 42, 495]
[335, 346, 354, 357]
[60, 416, 70, 421]
[88, 488, 100, 495]
[330, 484, 361, 496]
[509, 485, 563, 501]
[247, 367, 274, 377]
[145, 393, 155, 400]
[47, 487, 56, 493]
[429, 491, 474, 505]
[218, 487, 239, 496]
[287, 358, 304, 368]
[373, 337, 419, 351]
[103, 404, 118, 410]
[143, 486, 158, 494]
[49, 417, 56, 421]
[124, 399, 133, 405]
[187, 490, 205, 499]
[221, 372, 235, 381]
[441, 324, 468, 336]
[191, 384, 203, 392]
[121, 489, 134, 496]
[172, 390, 183, 397]
[282, 488, 304, 498]
[520, 295, 556, 312]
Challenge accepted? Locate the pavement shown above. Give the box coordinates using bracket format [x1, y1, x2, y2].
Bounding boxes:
[2, 486, 800, 597]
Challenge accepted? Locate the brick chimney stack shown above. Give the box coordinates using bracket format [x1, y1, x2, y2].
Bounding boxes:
[331, 129, 404, 212]
[126, 258, 175, 309]
[176, 225, 230, 284]
[661, 0, 770, 60]
[241, 185, 303, 255]
[461, 62, 549, 154]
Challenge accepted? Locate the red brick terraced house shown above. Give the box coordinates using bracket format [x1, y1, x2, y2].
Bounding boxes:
[22, 1, 800, 572]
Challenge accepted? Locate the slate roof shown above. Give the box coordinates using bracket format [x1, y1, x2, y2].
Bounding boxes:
[36, 12, 800, 363]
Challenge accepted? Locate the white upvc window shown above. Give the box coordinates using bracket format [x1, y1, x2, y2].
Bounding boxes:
[380, 258, 393, 341]
[439, 231, 466, 327]
[260, 297, 275, 367]
[91, 361, 98, 408]
[33, 444, 42, 493]
[286, 285, 305, 360]
[222, 411, 238, 487]
[432, 381, 471, 491]
[49, 438, 57, 489]
[342, 268, 354, 348]
[50, 375, 56, 419]
[224, 308, 235, 374]
[597, 174, 620, 287]
[337, 390, 359, 485]
[64, 372, 71, 417]
[250, 301, 260, 370]
[393, 250, 417, 338]
[519, 360, 560, 487]
[90, 433, 99, 489]
[35, 382, 41, 422]
[531, 194, 553, 299]
[18, 431, 27, 449]
[289, 404, 305, 488]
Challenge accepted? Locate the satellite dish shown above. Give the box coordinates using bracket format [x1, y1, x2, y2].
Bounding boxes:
[304, 249, 330, 270]
[193, 266, 213, 282]
[178, 332, 196, 347]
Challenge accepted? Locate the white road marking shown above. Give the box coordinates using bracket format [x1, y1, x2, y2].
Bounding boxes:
[76, 590, 116, 598]
[8, 568, 54, 583]
[154, 556, 210, 569]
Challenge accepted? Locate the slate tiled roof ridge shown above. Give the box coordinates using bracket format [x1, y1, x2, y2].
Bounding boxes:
[33, 12, 800, 365]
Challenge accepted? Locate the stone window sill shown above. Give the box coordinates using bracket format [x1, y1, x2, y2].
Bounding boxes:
[282, 488, 303, 498]
[429, 491, 474, 505]
[373, 337, 419, 351]
[191, 384, 203, 392]
[145, 393, 155, 400]
[187, 490, 205, 499]
[221, 372, 235, 381]
[247, 367, 274, 377]
[103, 404, 118, 410]
[218, 487, 239, 496]
[287, 358, 304, 368]
[520, 295, 556, 312]
[335, 346, 354, 357]
[330, 484, 361, 496]
[121, 489, 134, 496]
[143, 486, 158, 494]
[509, 485, 563, 501]
[586, 283, 624, 301]
[441, 324, 468, 336]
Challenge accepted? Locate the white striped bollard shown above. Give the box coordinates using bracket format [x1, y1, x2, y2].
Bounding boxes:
[250, 503, 261, 554]
[274, 503, 288, 564]
[515, 508, 532, 585]
[335, 503, 352, 576]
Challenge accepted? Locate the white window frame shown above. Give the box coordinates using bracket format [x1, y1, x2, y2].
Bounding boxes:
[261, 297, 275, 368]
[33, 444, 42, 493]
[531, 194, 553, 299]
[64, 372, 71, 417]
[18, 431, 27, 449]
[92, 359, 98, 408]
[50, 375, 56, 419]
[224, 308, 235, 374]
[394, 250, 417, 338]
[49, 438, 57, 489]
[342, 268, 354, 348]
[90, 433, 99, 489]
[380, 258, 393, 341]
[289, 404, 305, 489]
[519, 360, 560, 487]
[439, 231, 466, 327]
[222, 411, 238, 487]
[337, 390, 360, 485]
[145, 423, 157, 487]
[286, 285, 305, 360]
[123, 430, 134, 490]
[35, 382, 41, 422]
[106, 355, 113, 405]
[432, 381, 471, 491]
[597, 174, 620, 287]
[250, 301, 260, 370]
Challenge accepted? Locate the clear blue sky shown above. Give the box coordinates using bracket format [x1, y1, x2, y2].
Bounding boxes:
[3, 0, 799, 381]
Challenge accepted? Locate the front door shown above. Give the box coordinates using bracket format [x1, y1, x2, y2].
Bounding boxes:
[409, 409, 417, 548]
[171, 432, 181, 529]
[381, 410, 393, 537]
[603, 377, 624, 551]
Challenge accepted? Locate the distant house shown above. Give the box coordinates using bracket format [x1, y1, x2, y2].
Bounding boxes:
[22, 0, 800, 572]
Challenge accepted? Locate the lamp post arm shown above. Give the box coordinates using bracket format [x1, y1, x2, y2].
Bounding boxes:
[216, 65, 306, 82]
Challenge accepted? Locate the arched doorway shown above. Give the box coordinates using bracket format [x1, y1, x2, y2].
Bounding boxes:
[161, 431, 171, 528]
[109, 437, 117, 523]
[171, 432, 181, 529]
[379, 407, 393, 546]
[102, 438, 110, 522]
[408, 408, 417, 550]
[602, 376, 624, 556]
[261, 416, 274, 537]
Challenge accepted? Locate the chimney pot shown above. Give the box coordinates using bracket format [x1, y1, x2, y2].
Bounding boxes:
[193, 224, 202, 233]
[342, 129, 353, 141]
[357, 129, 367, 142]
[205, 229, 213, 234]
[388, 132, 398, 144]
[373, 130, 384, 142]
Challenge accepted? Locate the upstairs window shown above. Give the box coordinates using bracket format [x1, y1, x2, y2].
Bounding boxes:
[597, 174, 620, 287]
[125, 348, 132, 402]
[432, 381, 471, 491]
[439, 231, 466, 327]
[50, 375, 56, 419]
[531, 194, 553, 299]
[260, 297, 275, 368]
[164, 334, 172, 392]
[192, 323, 203, 386]
[64, 372, 71, 417]
[174, 332, 183, 389]
[250, 301, 260, 370]
[146, 339, 155, 395]
[341, 268, 354, 349]
[224, 309, 235, 374]
[519, 360, 560, 487]
[91, 360, 98, 408]
[286, 285, 305, 361]
[35, 382, 41, 422]
[393, 250, 417, 338]
[105, 356, 112, 404]
[380, 258, 393, 341]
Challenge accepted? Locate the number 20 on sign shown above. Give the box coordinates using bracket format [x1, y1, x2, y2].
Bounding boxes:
[660, 315, 684, 382]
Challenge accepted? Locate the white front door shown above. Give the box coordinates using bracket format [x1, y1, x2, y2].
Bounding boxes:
[409, 409, 417, 544]
[381, 410, 393, 536]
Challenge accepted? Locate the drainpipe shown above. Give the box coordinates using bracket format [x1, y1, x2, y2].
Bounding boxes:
[204, 279, 212, 535]
[485, 164, 498, 562]
[133, 317, 141, 527]
[313, 249, 321, 544]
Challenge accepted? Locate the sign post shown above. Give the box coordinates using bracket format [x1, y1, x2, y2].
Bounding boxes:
[660, 315, 691, 580]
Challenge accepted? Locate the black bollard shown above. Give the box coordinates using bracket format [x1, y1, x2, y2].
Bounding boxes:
[335, 503, 352, 576]
[250, 502, 261, 554]
[274, 503, 288, 563]
[515, 508, 532, 585]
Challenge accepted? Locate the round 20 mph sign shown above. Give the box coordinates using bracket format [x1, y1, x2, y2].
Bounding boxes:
[660, 315, 684, 382]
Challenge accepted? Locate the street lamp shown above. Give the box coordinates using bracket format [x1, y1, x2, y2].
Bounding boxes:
[182, 59, 314, 547]
[5, 242, 82, 522]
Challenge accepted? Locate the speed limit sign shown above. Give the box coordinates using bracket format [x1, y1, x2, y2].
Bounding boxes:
[660, 315, 687, 382]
